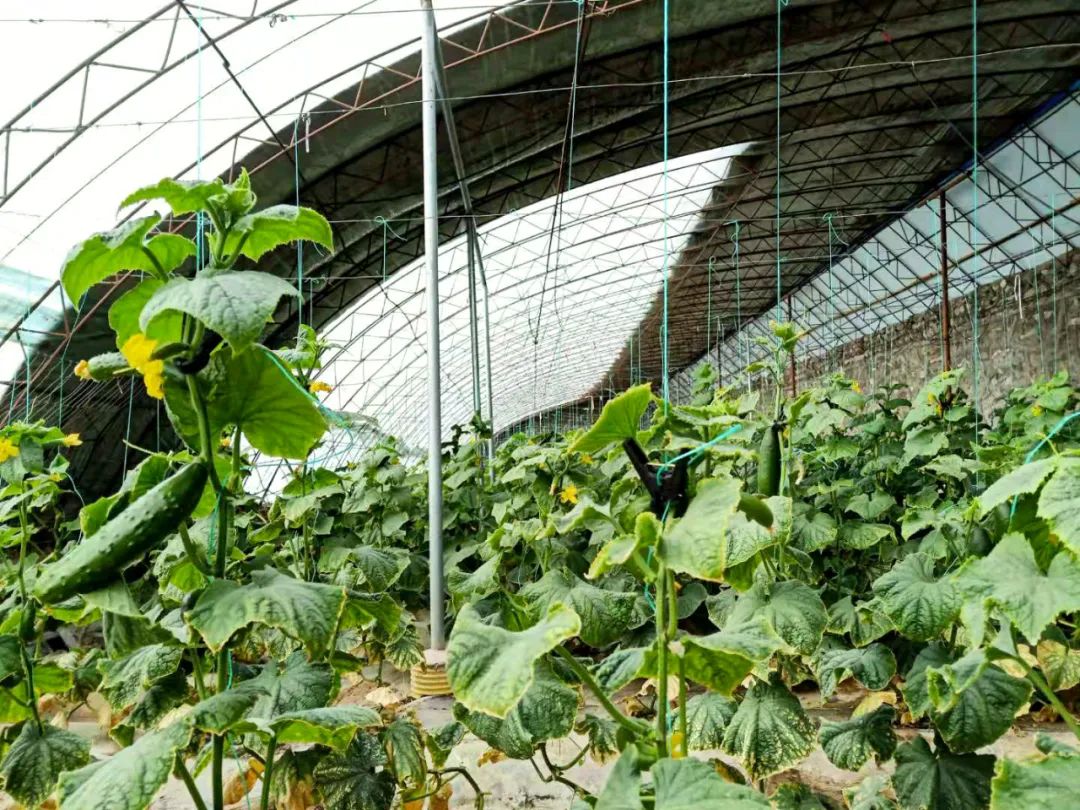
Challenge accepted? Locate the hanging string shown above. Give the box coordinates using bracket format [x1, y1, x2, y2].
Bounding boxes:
[659, 0, 671, 414]
[775, 0, 789, 322]
[970, 0, 982, 482]
[823, 212, 837, 369]
[373, 216, 404, 281]
[730, 220, 749, 388]
[293, 115, 305, 334]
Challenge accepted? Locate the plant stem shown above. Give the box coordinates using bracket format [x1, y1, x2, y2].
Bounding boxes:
[178, 522, 211, 576]
[1023, 661, 1080, 741]
[190, 650, 208, 702]
[16, 504, 43, 733]
[186, 376, 223, 493]
[677, 655, 688, 758]
[176, 755, 210, 810]
[554, 647, 643, 737]
[655, 563, 669, 758]
[260, 735, 277, 810]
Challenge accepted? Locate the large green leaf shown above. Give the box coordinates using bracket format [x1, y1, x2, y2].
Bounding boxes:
[111, 670, 189, 747]
[120, 176, 227, 214]
[661, 477, 765, 582]
[721, 674, 816, 781]
[812, 641, 896, 698]
[595, 747, 644, 810]
[872, 553, 960, 641]
[926, 650, 1031, 753]
[900, 642, 954, 720]
[188, 684, 266, 734]
[728, 580, 827, 655]
[313, 733, 395, 810]
[447, 603, 579, 718]
[978, 458, 1057, 515]
[845, 774, 898, 810]
[381, 718, 426, 787]
[818, 705, 897, 771]
[891, 737, 994, 810]
[58, 718, 194, 810]
[839, 522, 894, 550]
[1036, 629, 1080, 690]
[0, 635, 22, 682]
[98, 643, 183, 711]
[140, 270, 299, 353]
[1038, 459, 1080, 554]
[685, 692, 737, 750]
[451, 667, 578, 759]
[222, 205, 334, 262]
[241, 653, 333, 750]
[241, 706, 381, 752]
[61, 215, 195, 306]
[680, 618, 783, 694]
[520, 570, 636, 648]
[206, 347, 327, 459]
[568, 384, 652, 454]
[446, 554, 502, 606]
[0, 723, 91, 807]
[593, 647, 651, 692]
[990, 750, 1080, 809]
[953, 532, 1080, 643]
[108, 278, 183, 349]
[348, 545, 410, 592]
[188, 568, 347, 657]
[652, 757, 770, 808]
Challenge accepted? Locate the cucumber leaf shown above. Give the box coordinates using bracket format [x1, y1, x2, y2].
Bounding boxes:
[520, 570, 636, 648]
[140, 270, 299, 353]
[990, 749, 1080, 809]
[872, 553, 960, 641]
[953, 532, 1080, 643]
[1036, 628, 1080, 690]
[451, 667, 577, 759]
[900, 642, 954, 720]
[926, 649, 1031, 753]
[819, 705, 897, 771]
[812, 641, 896, 698]
[0, 723, 91, 808]
[680, 618, 783, 694]
[721, 674, 816, 781]
[58, 718, 195, 810]
[685, 692, 737, 751]
[222, 205, 334, 262]
[446, 603, 580, 718]
[98, 643, 183, 711]
[977, 458, 1057, 515]
[241, 706, 381, 751]
[313, 733, 395, 810]
[61, 215, 195, 306]
[108, 278, 183, 350]
[728, 579, 827, 655]
[568, 384, 652, 454]
[120, 176, 228, 214]
[891, 737, 994, 810]
[188, 568, 347, 657]
[1038, 459, 1080, 555]
[652, 757, 770, 808]
[595, 746, 644, 810]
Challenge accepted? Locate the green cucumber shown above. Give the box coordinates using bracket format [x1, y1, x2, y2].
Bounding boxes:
[968, 526, 992, 557]
[756, 423, 782, 497]
[34, 463, 208, 604]
[738, 494, 774, 529]
[86, 352, 131, 381]
[18, 603, 36, 643]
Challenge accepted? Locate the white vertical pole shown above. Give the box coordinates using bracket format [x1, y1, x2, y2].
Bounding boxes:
[421, 0, 444, 650]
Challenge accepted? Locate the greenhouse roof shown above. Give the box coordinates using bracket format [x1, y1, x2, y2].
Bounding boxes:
[0, 0, 1076, 494]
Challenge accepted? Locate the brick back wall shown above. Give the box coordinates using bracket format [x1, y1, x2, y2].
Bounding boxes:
[780, 252, 1080, 412]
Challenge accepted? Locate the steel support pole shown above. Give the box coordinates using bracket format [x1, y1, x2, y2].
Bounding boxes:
[939, 191, 952, 372]
[420, 0, 444, 650]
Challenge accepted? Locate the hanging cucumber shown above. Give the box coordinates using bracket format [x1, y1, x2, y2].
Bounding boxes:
[18, 603, 36, 643]
[756, 423, 782, 497]
[738, 494, 774, 528]
[34, 462, 208, 604]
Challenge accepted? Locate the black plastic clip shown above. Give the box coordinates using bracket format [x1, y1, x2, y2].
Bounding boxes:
[622, 439, 690, 518]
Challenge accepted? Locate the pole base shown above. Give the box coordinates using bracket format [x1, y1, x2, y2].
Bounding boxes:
[411, 649, 452, 697]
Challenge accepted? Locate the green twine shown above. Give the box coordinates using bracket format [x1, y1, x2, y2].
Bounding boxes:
[1008, 411, 1080, 523]
[373, 216, 405, 281]
[655, 423, 744, 478]
[775, 0, 789, 322]
[660, 0, 671, 414]
[970, 0, 982, 482]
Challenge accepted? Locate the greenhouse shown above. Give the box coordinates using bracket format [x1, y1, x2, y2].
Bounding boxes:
[0, 0, 1077, 808]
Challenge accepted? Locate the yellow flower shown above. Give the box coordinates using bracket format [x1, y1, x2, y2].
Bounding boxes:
[74, 359, 92, 381]
[120, 334, 165, 400]
[49, 473, 64, 482]
[62, 433, 82, 447]
[1032, 404, 1044, 417]
[850, 381, 862, 394]
[220, 435, 233, 449]
[558, 483, 579, 505]
[0, 437, 18, 463]
[309, 380, 333, 395]
[581, 454, 594, 465]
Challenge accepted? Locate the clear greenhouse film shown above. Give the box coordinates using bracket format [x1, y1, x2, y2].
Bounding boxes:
[0, 0, 513, 398]
[246, 143, 747, 493]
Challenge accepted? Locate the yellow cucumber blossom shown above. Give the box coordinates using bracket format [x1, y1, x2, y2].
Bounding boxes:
[1031, 404, 1044, 416]
[850, 380, 862, 394]
[74, 359, 92, 381]
[581, 454, 594, 464]
[62, 433, 82, 447]
[558, 483, 579, 505]
[120, 334, 165, 400]
[220, 435, 233, 449]
[309, 380, 333, 395]
[0, 437, 18, 463]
